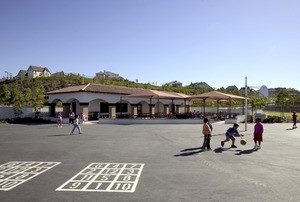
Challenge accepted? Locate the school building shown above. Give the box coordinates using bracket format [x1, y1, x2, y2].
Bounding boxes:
[47, 83, 190, 120]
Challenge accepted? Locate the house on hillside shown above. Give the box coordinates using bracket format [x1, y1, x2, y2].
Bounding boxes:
[52, 71, 68, 77]
[26, 65, 51, 78]
[226, 85, 239, 91]
[189, 82, 212, 90]
[94, 70, 124, 80]
[15, 70, 27, 79]
[163, 80, 182, 87]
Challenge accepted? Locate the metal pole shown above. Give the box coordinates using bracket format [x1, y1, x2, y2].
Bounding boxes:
[203, 98, 206, 117]
[245, 77, 248, 131]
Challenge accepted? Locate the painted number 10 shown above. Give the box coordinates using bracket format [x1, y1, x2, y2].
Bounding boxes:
[114, 183, 132, 190]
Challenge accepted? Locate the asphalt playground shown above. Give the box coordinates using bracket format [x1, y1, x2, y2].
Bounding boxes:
[0, 121, 300, 202]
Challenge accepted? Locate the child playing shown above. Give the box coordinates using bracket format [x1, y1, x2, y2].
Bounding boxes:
[292, 111, 297, 129]
[57, 112, 62, 128]
[201, 117, 212, 151]
[80, 112, 86, 124]
[221, 123, 240, 148]
[253, 118, 264, 149]
[70, 115, 82, 135]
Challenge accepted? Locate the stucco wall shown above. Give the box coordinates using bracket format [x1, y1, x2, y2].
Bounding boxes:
[0, 106, 15, 119]
[49, 92, 184, 106]
[0, 106, 63, 119]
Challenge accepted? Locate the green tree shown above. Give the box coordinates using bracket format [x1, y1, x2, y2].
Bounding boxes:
[0, 84, 11, 105]
[294, 95, 300, 105]
[276, 89, 292, 114]
[11, 88, 24, 117]
[23, 87, 32, 107]
[11, 88, 24, 108]
[32, 86, 46, 112]
[249, 94, 267, 109]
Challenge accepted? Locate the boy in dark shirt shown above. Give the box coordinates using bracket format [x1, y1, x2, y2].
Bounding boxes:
[221, 123, 240, 148]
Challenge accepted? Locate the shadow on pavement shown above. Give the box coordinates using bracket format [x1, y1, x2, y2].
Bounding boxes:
[174, 146, 203, 157]
[180, 147, 202, 152]
[48, 134, 70, 137]
[235, 148, 258, 155]
[213, 147, 232, 153]
[211, 133, 226, 137]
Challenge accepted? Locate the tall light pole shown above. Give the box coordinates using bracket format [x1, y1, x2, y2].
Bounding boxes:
[245, 77, 248, 131]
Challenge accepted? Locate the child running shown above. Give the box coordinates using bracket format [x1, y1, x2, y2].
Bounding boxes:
[201, 117, 212, 151]
[70, 115, 82, 135]
[253, 117, 264, 149]
[221, 123, 240, 148]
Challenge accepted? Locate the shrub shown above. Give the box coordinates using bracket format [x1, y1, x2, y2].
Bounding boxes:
[0, 119, 8, 124]
[262, 115, 289, 123]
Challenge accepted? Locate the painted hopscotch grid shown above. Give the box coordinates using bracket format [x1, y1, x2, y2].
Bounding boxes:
[56, 163, 144, 192]
[0, 161, 61, 191]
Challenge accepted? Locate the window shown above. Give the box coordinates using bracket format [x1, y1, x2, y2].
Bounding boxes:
[100, 102, 109, 113]
[116, 103, 128, 113]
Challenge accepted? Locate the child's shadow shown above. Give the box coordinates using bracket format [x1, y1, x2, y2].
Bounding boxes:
[174, 147, 202, 157]
[213, 147, 231, 153]
[235, 149, 258, 155]
[48, 134, 69, 137]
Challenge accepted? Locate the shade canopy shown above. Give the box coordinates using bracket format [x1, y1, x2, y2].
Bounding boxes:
[167, 92, 191, 99]
[189, 91, 245, 101]
[189, 91, 245, 116]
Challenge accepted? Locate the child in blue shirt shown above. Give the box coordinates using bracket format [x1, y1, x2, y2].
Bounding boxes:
[221, 123, 240, 148]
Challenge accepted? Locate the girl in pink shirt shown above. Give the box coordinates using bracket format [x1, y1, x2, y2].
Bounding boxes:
[57, 112, 62, 128]
[254, 118, 264, 149]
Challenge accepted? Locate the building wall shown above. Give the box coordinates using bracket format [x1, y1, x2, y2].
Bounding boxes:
[27, 70, 51, 78]
[0, 106, 15, 119]
[0, 106, 53, 119]
[49, 92, 183, 106]
[43, 71, 51, 77]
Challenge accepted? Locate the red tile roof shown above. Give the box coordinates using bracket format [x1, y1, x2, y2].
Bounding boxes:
[46, 83, 148, 95]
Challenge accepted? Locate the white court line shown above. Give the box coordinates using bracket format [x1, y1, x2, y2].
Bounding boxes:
[0, 161, 61, 191]
[56, 163, 109, 191]
[56, 163, 144, 192]
[128, 163, 144, 192]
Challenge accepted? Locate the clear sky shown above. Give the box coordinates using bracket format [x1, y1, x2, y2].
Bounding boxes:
[1, 0, 300, 90]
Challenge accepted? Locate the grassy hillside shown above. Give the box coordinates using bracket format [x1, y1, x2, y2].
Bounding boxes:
[0, 75, 215, 95]
[0, 75, 249, 110]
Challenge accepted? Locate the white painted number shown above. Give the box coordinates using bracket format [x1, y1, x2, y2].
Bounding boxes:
[95, 182, 102, 189]
[94, 164, 104, 168]
[101, 175, 109, 181]
[126, 169, 135, 174]
[115, 183, 132, 190]
[0, 181, 19, 188]
[123, 175, 131, 181]
[80, 175, 94, 181]
[111, 164, 120, 168]
[127, 164, 137, 168]
[69, 182, 81, 189]
[104, 169, 119, 174]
